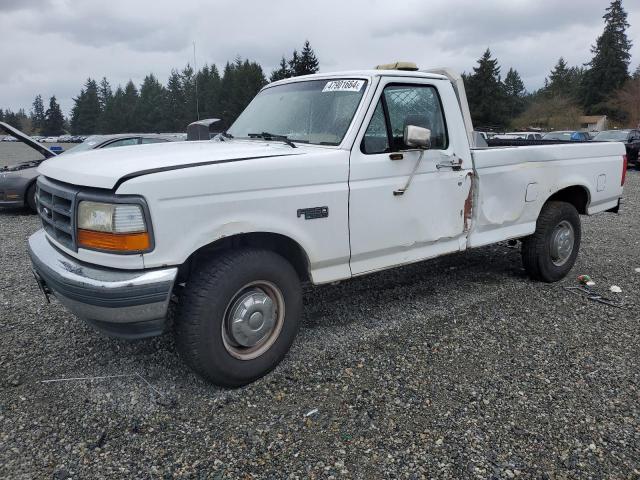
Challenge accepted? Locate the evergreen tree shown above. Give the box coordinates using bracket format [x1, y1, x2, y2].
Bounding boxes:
[288, 50, 300, 77]
[31, 94, 46, 133]
[0, 108, 4, 122]
[121, 80, 140, 131]
[181, 64, 197, 124]
[136, 74, 168, 132]
[99, 86, 126, 133]
[297, 40, 319, 76]
[270, 57, 291, 82]
[465, 49, 508, 128]
[546, 58, 584, 100]
[98, 77, 113, 111]
[503, 68, 527, 120]
[219, 58, 267, 128]
[581, 0, 632, 114]
[3, 109, 22, 130]
[201, 64, 222, 119]
[44, 96, 65, 135]
[547, 58, 570, 96]
[70, 78, 101, 134]
[166, 69, 186, 131]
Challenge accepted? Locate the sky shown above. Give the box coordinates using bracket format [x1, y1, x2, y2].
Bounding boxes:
[1, 0, 639, 116]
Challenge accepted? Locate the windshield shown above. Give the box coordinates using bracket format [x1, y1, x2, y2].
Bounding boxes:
[63, 135, 104, 155]
[227, 79, 368, 146]
[593, 130, 629, 141]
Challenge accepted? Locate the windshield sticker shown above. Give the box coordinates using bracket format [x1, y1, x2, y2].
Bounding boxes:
[322, 80, 365, 93]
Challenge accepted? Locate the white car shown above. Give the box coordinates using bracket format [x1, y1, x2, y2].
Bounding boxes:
[42, 137, 59, 143]
[494, 132, 543, 140]
[29, 66, 626, 386]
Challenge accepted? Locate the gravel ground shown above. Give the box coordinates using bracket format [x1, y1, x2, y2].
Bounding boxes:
[1, 173, 639, 479]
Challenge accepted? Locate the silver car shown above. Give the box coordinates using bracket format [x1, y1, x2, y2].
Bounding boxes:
[0, 122, 184, 212]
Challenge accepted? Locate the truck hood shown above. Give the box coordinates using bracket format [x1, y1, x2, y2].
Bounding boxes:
[38, 140, 311, 190]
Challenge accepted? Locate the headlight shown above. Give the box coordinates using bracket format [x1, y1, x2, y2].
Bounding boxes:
[77, 201, 151, 253]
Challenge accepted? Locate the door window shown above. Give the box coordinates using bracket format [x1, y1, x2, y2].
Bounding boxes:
[362, 100, 389, 154]
[362, 84, 448, 154]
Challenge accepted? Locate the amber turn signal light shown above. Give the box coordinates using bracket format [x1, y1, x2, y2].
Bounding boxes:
[77, 229, 151, 252]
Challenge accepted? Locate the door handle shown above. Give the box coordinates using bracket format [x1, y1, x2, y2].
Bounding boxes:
[436, 154, 463, 171]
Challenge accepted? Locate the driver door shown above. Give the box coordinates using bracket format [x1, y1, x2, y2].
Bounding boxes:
[348, 79, 472, 275]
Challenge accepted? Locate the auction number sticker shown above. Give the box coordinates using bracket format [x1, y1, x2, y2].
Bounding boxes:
[322, 79, 365, 92]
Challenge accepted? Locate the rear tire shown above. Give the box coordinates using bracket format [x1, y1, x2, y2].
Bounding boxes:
[26, 183, 37, 213]
[175, 248, 302, 387]
[521, 201, 581, 283]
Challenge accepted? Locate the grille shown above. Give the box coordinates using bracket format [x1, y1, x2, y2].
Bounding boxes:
[36, 177, 77, 250]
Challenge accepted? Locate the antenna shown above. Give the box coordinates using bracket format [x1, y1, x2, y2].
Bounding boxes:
[193, 41, 200, 121]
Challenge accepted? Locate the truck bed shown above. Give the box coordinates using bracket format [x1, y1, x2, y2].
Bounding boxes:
[467, 141, 626, 248]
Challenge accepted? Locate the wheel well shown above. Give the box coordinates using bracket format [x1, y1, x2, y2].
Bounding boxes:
[546, 186, 589, 214]
[181, 232, 311, 283]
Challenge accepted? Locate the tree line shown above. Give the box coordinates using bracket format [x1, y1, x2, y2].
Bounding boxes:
[1, 2, 637, 136]
[463, 0, 636, 131]
[0, 41, 319, 136]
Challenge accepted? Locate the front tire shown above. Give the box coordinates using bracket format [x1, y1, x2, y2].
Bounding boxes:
[26, 183, 37, 212]
[175, 248, 302, 387]
[521, 201, 581, 283]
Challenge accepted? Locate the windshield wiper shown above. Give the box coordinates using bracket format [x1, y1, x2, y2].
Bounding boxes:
[218, 131, 234, 141]
[248, 132, 296, 148]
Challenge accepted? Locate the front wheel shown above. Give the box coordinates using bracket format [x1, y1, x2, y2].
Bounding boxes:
[26, 183, 37, 212]
[521, 201, 581, 283]
[175, 248, 302, 387]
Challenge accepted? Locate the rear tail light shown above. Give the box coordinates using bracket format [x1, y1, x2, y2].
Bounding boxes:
[621, 155, 627, 186]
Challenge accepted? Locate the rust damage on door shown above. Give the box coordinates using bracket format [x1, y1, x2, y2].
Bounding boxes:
[463, 171, 474, 232]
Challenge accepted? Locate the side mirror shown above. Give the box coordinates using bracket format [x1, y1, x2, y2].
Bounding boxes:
[404, 125, 431, 149]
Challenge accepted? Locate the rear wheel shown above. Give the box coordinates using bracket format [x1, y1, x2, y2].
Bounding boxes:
[521, 201, 581, 283]
[175, 248, 302, 387]
[26, 183, 37, 212]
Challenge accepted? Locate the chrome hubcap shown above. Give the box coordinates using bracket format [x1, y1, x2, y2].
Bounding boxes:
[550, 220, 575, 266]
[222, 281, 284, 360]
[228, 289, 275, 347]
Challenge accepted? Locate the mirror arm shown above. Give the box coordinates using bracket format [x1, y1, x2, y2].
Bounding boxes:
[393, 149, 425, 196]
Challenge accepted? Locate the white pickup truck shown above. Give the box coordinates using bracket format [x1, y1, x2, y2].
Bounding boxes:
[28, 66, 627, 386]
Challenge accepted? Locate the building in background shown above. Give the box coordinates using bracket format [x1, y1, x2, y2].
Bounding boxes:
[580, 115, 608, 134]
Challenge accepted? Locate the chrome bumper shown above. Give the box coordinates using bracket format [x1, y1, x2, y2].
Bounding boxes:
[27, 229, 178, 339]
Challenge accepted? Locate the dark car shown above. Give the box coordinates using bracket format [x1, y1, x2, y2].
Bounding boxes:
[0, 124, 185, 212]
[592, 129, 640, 167]
[542, 130, 591, 142]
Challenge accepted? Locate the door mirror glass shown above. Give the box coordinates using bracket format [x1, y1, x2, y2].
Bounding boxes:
[403, 125, 431, 149]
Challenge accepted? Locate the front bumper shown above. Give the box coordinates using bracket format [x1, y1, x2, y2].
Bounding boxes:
[28, 229, 178, 339]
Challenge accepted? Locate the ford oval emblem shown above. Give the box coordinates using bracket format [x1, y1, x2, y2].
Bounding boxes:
[42, 207, 51, 217]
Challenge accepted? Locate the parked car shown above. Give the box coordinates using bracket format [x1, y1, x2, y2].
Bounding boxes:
[494, 132, 542, 140]
[592, 129, 640, 166]
[27, 66, 626, 387]
[0, 124, 183, 212]
[542, 131, 590, 141]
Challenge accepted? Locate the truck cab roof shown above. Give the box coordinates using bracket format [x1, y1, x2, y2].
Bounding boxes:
[267, 69, 449, 88]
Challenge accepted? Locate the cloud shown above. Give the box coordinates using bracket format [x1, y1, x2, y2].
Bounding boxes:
[0, 0, 638, 115]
